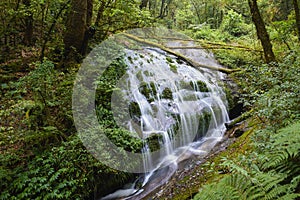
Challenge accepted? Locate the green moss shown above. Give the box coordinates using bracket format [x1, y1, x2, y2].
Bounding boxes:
[139, 82, 157, 101]
[145, 134, 163, 152]
[176, 58, 184, 64]
[194, 112, 211, 140]
[166, 56, 174, 63]
[136, 70, 144, 81]
[161, 87, 173, 100]
[143, 70, 153, 77]
[182, 94, 198, 101]
[169, 63, 178, 73]
[224, 85, 235, 112]
[177, 80, 192, 90]
[190, 80, 209, 92]
[129, 101, 141, 118]
[127, 56, 133, 64]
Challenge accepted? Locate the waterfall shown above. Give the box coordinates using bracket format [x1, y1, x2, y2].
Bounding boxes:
[103, 40, 229, 199]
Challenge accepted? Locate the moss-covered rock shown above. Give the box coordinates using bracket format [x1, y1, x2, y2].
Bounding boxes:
[139, 82, 157, 101]
[161, 87, 173, 100]
[129, 101, 141, 118]
[145, 134, 163, 152]
[169, 63, 178, 73]
[194, 111, 212, 141]
[166, 56, 174, 63]
[223, 77, 244, 119]
[136, 70, 144, 81]
[190, 80, 209, 92]
[177, 80, 191, 90]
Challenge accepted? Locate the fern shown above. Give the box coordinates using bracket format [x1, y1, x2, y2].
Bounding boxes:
[194, 122, 300, 200]
[193, 175, 243, 200]
[262, 122, 300, 171]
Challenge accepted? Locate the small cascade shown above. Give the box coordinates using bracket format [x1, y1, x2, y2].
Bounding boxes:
[102, 40, 229, 199]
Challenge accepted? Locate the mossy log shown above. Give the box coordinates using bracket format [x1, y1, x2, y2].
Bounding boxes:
[122, 33, 241, 74]
[167, 45, 262, 52]
[225, 109, 253, 130]
[138, 36, 263, 52]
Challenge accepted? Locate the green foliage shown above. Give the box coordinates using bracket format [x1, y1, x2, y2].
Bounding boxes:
[104, 128, 143, 152]
[236, 50, 300, 127]
[0, 136, 133, 200]
[186, 24, 233, 42]
[16, 60, 74, 131]
[175, 2, 197, 29]
[95, 0, 154, 40]
[194, 122, 300, 200]
[260, 123, 300, 173]
[95, 57, 144, 153]
[220, 10, 251, 37]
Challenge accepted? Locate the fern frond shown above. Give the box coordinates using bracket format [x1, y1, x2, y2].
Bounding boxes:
[277, 193, 300, 200]
[263, 184, 289, 200]
[194, 174, 245, 200]
[289, 174, 300, 191]
[259, 173, 285, 192]
[262, 122, 300, 170]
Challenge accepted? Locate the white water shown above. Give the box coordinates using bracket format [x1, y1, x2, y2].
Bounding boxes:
[102, 41, 229, 200]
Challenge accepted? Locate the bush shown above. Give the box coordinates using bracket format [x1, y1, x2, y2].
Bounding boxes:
[220, 10, 251, 37]
[236, 50, 300, 127]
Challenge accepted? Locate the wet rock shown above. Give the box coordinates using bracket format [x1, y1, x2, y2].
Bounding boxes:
[161, 87, 173, 100]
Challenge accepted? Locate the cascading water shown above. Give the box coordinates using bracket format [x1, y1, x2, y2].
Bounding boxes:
[101, 38, 229, 200]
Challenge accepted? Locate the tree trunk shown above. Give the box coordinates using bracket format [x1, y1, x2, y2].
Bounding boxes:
[248, 0, 276, 63]
[140, 0, 149, 9]
[40, 1, 70, 60]
[190, 0, 201, 24]
[23, 0, 34, 46]
[95, 1, 106, 27]
[159, 0, 166, 18]
[293, 0, 300, 41]
[81, 0, 93, 56]
[64, 0, 89, 61]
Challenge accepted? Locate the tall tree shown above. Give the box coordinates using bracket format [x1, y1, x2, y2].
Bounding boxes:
[248, 0, 276, 63]
[293, 0, 300, 41]
[23, 0, 34, 46]
[64, 0, 93, 61]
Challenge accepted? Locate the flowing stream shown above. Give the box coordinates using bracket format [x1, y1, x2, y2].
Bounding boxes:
[101, 39, 229, 200]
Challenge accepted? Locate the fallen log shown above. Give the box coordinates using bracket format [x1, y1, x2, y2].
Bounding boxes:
[225, 109, 253, 130]
[138, 36, 262, 52]
[121, 33, 241, 74]
[167, 45, 263, 52]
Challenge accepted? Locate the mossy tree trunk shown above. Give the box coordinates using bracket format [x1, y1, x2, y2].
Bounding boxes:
[293, 0, 300, 42]
[63, 0, 93, 62]
[248, 0, 276, 63]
